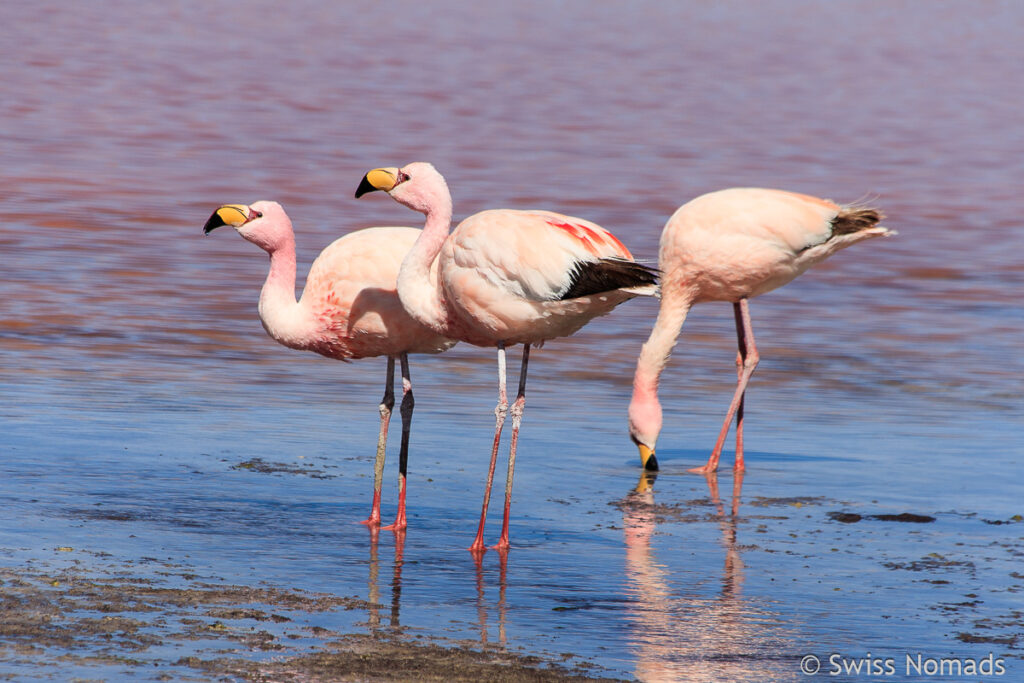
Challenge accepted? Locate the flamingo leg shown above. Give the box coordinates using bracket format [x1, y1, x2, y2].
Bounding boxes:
[732, 301, 749, 473]
[384, 354, 413, 531]
[690, 299, 759, 474]
[361, 355, 396, 526]
[492, 344, 529, 551]
[470, 342, 508, 553]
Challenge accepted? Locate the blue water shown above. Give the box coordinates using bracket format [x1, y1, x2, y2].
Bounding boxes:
[2, 1, 1023, 681]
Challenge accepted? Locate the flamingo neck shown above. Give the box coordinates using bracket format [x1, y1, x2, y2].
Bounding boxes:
[397, 202, 454, 336]
[629, 303, 691, 443]
[630, 353, 663, 435]
[257, 234, 313, 349]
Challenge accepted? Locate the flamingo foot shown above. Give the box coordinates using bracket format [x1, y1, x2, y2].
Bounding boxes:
[360, 491, 383, 526]
[688, 464, 719, 475]
[382, 475, 407, 531]
[489, 539, 510, 551]
[468, 532, 488, 554]
[360, 506, 382, 527]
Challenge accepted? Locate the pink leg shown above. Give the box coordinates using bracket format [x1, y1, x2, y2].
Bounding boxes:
[361, 356, 395, 527]
[689, 299, 759, 474]
[384, 354, 413, 531]
[470, 343, 508, 554]
[492, 344, 529, 551]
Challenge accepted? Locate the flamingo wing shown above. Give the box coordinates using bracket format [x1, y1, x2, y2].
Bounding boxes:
[447, 209, 655, 302]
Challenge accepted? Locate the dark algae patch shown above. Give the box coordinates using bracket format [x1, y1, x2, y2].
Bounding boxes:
[827, 511, 863, 523]
[957, 632, 1018, 646]
[747, 496, 826, 508]
[882, 553, 975, 573]
[982, 514, 1024, 525]
[828, 510, 936, 523]
[231, 457, 335, 479]
[872, 512, 936, 523]
[180, 634, 623, 682]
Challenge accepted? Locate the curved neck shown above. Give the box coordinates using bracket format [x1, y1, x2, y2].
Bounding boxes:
[397, 201, 454, 335]
[630, 301, 691, 431]
[257, 234, 311, 348]
[636, 302, 691, 386]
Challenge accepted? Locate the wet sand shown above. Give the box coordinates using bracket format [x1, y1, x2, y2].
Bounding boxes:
[0, 562, 617, 681]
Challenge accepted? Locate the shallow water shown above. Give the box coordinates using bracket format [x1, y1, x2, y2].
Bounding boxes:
[1, 1, 1022, 681]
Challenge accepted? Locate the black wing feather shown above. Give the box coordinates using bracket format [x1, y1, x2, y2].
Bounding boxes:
[558, 258, 659, 300]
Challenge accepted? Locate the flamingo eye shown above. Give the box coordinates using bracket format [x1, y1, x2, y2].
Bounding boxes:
[398, 171, 411, 183]
[254, 210, 263, 219]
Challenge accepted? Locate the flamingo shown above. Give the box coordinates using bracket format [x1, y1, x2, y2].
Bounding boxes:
[354, 163, 658, 552]
[628, 188, 894, 474]
[203, 201, 455, 530]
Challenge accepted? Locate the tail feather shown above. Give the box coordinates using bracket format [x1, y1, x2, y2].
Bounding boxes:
[559, 257, 660, 300]
[832, 206, 885, 235]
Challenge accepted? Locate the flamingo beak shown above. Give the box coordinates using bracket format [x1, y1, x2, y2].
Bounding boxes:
[355, 167, 400, 198]
[634, 470, 657, 493]
[638, 444, 659, 472]
[203, 204, 257, 234]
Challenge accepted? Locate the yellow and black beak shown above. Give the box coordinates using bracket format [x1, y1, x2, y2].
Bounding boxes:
[355, 167, 400, 198]
[638, 444, 659, 472]
[634, 469, 657, 494]
[203, 204, 258, 234]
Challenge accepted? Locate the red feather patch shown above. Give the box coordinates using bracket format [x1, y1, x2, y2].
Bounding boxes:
[545, 219, 631, 257]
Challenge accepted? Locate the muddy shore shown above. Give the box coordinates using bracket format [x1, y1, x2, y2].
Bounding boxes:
[0, 561, 619, 682]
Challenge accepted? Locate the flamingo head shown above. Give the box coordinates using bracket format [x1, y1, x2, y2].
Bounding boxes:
[355, 162, 449, 215]
[203, 201, 291, 252]
[628, 390, 661, 472]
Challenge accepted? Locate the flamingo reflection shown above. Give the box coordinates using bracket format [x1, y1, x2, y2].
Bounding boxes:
[621, 470, 797, 682]
[475, 550, 509, 645]
[366, 528, 406, 630]
[366, 530, 509, 644]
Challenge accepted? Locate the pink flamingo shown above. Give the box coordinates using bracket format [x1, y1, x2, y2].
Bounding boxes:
[203, 201, 455, 530]
[355, 163, 658, 552]
[628, 188, 894, 474]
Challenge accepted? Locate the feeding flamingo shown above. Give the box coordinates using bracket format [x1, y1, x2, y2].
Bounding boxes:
[355, 163, 658, 552]
[628, 188, 894, 474]
[203, 201, 455, 530]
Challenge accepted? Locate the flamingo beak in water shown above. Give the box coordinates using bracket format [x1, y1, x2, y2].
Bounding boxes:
[203, 204, 258, 234]
[638, 444, 659, 472]
[634, 470, 657, 494]
[355, 167, 400, 198]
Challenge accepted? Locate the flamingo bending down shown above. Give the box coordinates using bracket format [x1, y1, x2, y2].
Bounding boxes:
[203, 201, 455, 530]
[628, 188, 894, 474]
[355, 163, 658, 552]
